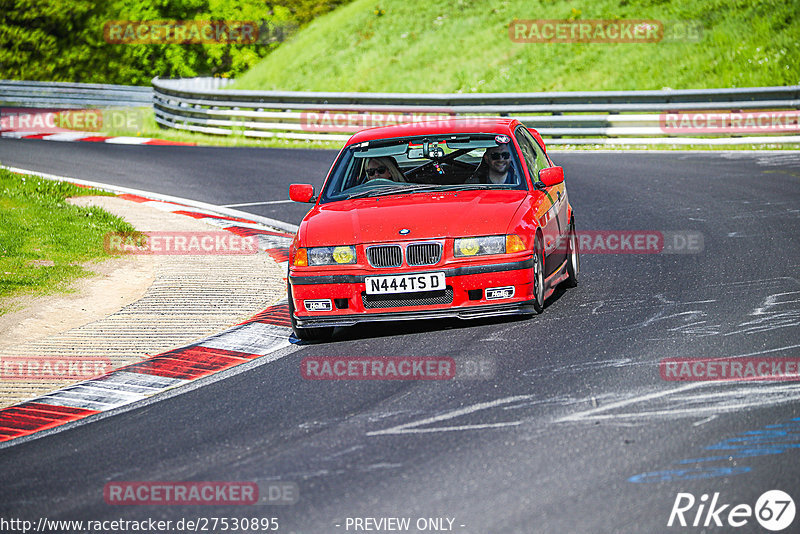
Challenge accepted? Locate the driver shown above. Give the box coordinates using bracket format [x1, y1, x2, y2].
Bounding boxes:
[364, 156, 405, 183]
[466, 145, 518, 185]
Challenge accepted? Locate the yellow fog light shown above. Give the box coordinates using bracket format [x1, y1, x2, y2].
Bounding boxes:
[454, 236, 506, 257]
[457, 238, 480, 256]
[506, 234, 526, 254]
[333, 246, 356, 264]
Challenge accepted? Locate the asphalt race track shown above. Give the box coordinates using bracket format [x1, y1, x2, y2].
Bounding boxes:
[1, 138, 800, 533]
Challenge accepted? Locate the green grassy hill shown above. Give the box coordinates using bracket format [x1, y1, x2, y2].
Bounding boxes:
[233, 0, 799, 92]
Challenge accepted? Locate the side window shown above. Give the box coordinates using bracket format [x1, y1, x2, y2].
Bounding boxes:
[514, 128, 539, 183]
[519, 127, 549, 177]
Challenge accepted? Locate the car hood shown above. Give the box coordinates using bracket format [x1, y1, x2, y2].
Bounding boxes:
[300, 190, 528, 245]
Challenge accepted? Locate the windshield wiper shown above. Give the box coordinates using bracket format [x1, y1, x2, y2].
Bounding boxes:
[346, 186, 411, 199]
[371, 184, 449, 197]
[441, 184, 495, 190]
[346, 183, 504, 199]
[347, 184, 441, 199]
[430, 184, 508, 191]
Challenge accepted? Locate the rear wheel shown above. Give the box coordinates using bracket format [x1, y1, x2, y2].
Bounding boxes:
[288, 282, 334, 342]
[532, 236, 545, 314]
[565, 217, 579, 288]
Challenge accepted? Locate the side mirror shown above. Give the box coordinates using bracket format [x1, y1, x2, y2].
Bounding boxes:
[289, 183, 315, 203]
[538, 166, 564, 187]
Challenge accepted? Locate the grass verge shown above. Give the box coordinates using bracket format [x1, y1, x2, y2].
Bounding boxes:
[0, 169, 138, 310]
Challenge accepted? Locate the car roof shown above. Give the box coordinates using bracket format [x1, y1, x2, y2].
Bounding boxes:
[346, 117, 521, 145]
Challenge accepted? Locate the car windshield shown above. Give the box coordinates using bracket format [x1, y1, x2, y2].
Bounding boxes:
[320, 133, 527, 202]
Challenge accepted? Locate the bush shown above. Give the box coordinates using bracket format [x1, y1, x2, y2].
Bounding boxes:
[0, 0, 351, 85]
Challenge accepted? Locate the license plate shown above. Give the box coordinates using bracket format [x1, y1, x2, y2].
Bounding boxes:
[365, 272, 446, 295]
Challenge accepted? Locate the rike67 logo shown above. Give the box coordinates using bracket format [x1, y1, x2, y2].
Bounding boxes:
[668, 490, 795, 531]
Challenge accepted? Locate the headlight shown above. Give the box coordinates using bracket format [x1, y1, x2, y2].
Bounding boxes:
[454, 235, 526, 257]
[454, 235, 506, 257]
[306, 246, 357, 265]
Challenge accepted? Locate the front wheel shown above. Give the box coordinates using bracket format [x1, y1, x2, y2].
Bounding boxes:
[565, 217, 579, 288]
[288, 282, 334, 342]
[531, 237, 545, 314]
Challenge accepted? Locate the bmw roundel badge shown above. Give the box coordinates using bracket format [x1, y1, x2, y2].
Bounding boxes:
[399, 228, 410, 235]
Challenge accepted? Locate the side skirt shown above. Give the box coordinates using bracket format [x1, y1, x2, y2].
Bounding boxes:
[543, 258, 570, 301]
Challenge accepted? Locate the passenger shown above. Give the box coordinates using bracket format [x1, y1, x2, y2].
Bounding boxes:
[364, 156, 405, 183]
[467, 145, 518, 185]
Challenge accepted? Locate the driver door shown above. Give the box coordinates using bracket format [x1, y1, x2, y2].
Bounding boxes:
[515, 127, 568, 276]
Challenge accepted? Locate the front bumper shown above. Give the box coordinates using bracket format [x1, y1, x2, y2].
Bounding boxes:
[289, 257, 536, 328]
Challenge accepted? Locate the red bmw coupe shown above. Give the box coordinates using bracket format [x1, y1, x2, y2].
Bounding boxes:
[287, 118, 578, 340]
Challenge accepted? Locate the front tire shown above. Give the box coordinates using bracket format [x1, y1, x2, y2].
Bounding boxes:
[288, 282, 334, 342]
[565, 217, 579, 288]
[532, 236, 545, 314]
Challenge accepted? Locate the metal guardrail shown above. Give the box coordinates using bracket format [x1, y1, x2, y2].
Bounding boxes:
[0, 80, 152, 109]
[152, 78, 800, 144]
[2, 78, 798, 145]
